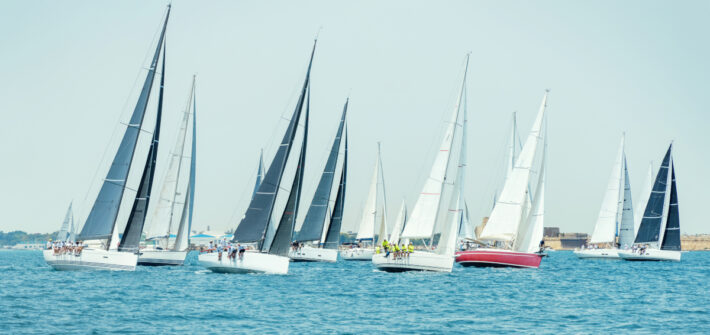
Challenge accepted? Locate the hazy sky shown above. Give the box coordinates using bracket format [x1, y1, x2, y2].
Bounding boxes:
[1, 0, 708, 236]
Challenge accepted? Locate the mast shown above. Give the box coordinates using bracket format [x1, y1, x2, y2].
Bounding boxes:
[294, 99, 348, 243]
[78, 5, 170, 243]
[233, 40, 316, 245]
[324, 128, 347, 249]
[401, 55, 469, 241]
[118, 37, 167, 252]
[173, 76, 197, 252]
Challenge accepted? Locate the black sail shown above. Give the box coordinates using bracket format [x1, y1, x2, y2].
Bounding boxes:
[634, 145, 672, 244]
[661, 163, 681, 250]
[323, 128, 347, 249]
[79, 6, 170, 241]
[118, 40, 167, 252]
[232, 41, 316, 244]
[268, 90, 309, 256]
[294, 99, 348, 242]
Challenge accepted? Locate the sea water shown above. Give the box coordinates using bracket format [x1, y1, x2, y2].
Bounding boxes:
[1, 250, 709, 334]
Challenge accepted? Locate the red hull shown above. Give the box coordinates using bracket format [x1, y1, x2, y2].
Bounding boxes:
[455, 249, 542, 268]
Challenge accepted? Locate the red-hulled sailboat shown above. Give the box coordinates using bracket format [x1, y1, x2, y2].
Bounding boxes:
[455, 91, 548, 269]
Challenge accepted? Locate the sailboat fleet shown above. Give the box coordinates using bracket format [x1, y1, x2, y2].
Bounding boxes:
[43, 5, 687, 274]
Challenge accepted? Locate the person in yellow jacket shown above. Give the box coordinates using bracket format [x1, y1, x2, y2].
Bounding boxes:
[375, 245, 380, 254]
[394, 243, 401, 259]
[408, 242, 414, 258]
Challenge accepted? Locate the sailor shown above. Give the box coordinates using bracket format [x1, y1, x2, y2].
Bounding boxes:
[375, 245, 380, 254]
[46, 239, 52, 250]
[382, 239, 389, 253]
[238, 243, 246, 260]
[408, 242, 414, 256]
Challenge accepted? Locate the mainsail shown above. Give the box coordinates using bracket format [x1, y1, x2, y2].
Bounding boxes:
[618, 154, 635, 248]
[355, 143, 388, 241]
[323, 130, 348, 249]
[590, 135, 626, 244]
[56, 202, 74, 241]
[514, 143, 546, 253]
[389, 201, 407, 245]
[233, 41, 315, 244]
[634, 162, 654, 236]
[294, 99, 348, 243]
[634, 145, 672, 247]
[173, 78, 198, 252]
[78, 6, 170, 242]
[118, 40, 167, 252]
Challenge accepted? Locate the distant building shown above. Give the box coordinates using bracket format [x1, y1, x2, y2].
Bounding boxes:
[544, 227, 560, 237]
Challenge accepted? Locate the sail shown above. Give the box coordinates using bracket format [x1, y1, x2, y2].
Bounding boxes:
[506, 112, 518, 180]
[389, 201, 407, 245]
[514, 144, 546, 253]
[634, 146, 672, 245]
[56, 203, 74, 241]
[68, 211, 75, 242]
[458, 202, 473, 240]
[173, 78, 198, 252]
[355, 155, 378, 240]
[294, 100, 347, 242]
[401, 59, 468, 239]
[145, 77, 195, 244]
[119, 40, 167, 252]
[252, 150, 264, 199]
[480, 92, 547, 242]
[78, 7, 170, 241]
[590, 135, 625, 244]
[233, 41, 316, 244]
[324, 130, 347, 249]
[661, 162, 680, 250]
[268, 92, 309, 256]
[618, 155, 635, 248]
[634, 162, 654, 236]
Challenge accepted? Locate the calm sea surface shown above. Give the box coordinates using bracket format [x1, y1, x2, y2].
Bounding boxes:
[1, 250, 709, 334]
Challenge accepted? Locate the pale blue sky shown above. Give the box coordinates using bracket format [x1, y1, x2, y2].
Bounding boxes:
[0, 0, 707, 235]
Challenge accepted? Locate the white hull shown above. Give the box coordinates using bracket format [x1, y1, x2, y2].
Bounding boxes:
[138, 250, 189, 266]
[289, 245, 338, 262]
[573, 248, 620, 259]
[43, 249, 137, 271]
[340, 247, 374, 261]
[618, 249, 681, 262]
[372, 251, 453, 272]
[198, 251, 289, 274]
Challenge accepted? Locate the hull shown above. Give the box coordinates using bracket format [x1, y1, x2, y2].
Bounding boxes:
[455, 249, 542, 268]
[138, 250, 189, 266]
[573, 248, 620, 259]
[198, 251, 289, 274]
[289, 245, 338, 262]
[43, 249, 137, 271]
[340, 247, 374, 261]
[372, 251, 453, 272]
[618, 249, 681, 262]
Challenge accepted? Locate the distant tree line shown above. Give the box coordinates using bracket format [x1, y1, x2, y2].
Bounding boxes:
[0, 231, 55, 246]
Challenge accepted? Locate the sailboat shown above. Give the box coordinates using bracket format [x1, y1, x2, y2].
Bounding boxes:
[619, 144, 681, 261]
[290, 100, 348, 262]
[455, 91, 548, 269]
[341, 143, 388, 261]
[198, 40, 316, 274]
[574, 134, 635, 259]
[372, 55, 469, 272]
[43, 6, 170, 271]
[139, 76, 197, 266]
[54, 202, 75, 242]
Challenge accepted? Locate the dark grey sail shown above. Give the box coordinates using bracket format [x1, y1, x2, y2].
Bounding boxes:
[78, 6, 170, 242]
[661, 163, 680, 250]
[268, 90, 309, 256]
[323, 128, 347, 249]
[118, 40, 167, 252]
[294, 99, 348, 243]
[232, 41, 316, 244]
[634, 145, 672, 245]
[252, 150, 264, 199]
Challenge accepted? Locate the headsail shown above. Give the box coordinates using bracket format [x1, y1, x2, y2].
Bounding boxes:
[634, 145, 672, 246]
[660, 162, 680, 250]
[618, 154, 635, 248]
[252, 150, 265, 199]
[389, 201, 407, 245]
[173, 77, 198, 252]
[634, 162, 654, 236]
[355, 152, 379, 241]
[590, 135, 625, 244]
[233, 41, 316, 244]
[56, 202, 74, 241]
[78, 6, 170, 241]
[324, 129, 348, 249]
[294, 99, 347, 242]
[514, 142, 546, 253]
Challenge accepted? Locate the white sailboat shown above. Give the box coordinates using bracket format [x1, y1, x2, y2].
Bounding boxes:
[341, 143, 388, 261]
[290, 99, 349, 263]
[199, 40, 316, 274]
[372, 55, 469, 272]
[44, 6, 171, 271]
[619, 144, 681, 261]
[455, 91, 548, 269]
[574, 134, 635, 259]
[139, 76, 197, 266]
[54, 202, 75, 242]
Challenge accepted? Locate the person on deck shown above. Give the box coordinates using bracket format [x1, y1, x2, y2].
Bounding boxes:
[238, 244, 245, 260]
[408, 242, 414, 257]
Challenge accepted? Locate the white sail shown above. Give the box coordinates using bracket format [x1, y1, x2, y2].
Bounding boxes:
[389, 201, 407, 245]
[514, 144, 546, 253]
[401, 65, 465, 240]
[56, 202, 73, 241]
[355, 153, 379, 240]
[618, 154, 635, 248]
[506, 112, 517, 180]
[145, 88, 194, 245]
[480, 92, 547, 241]
[634, 162, 654, 235]
[590, 135, 625, 244]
